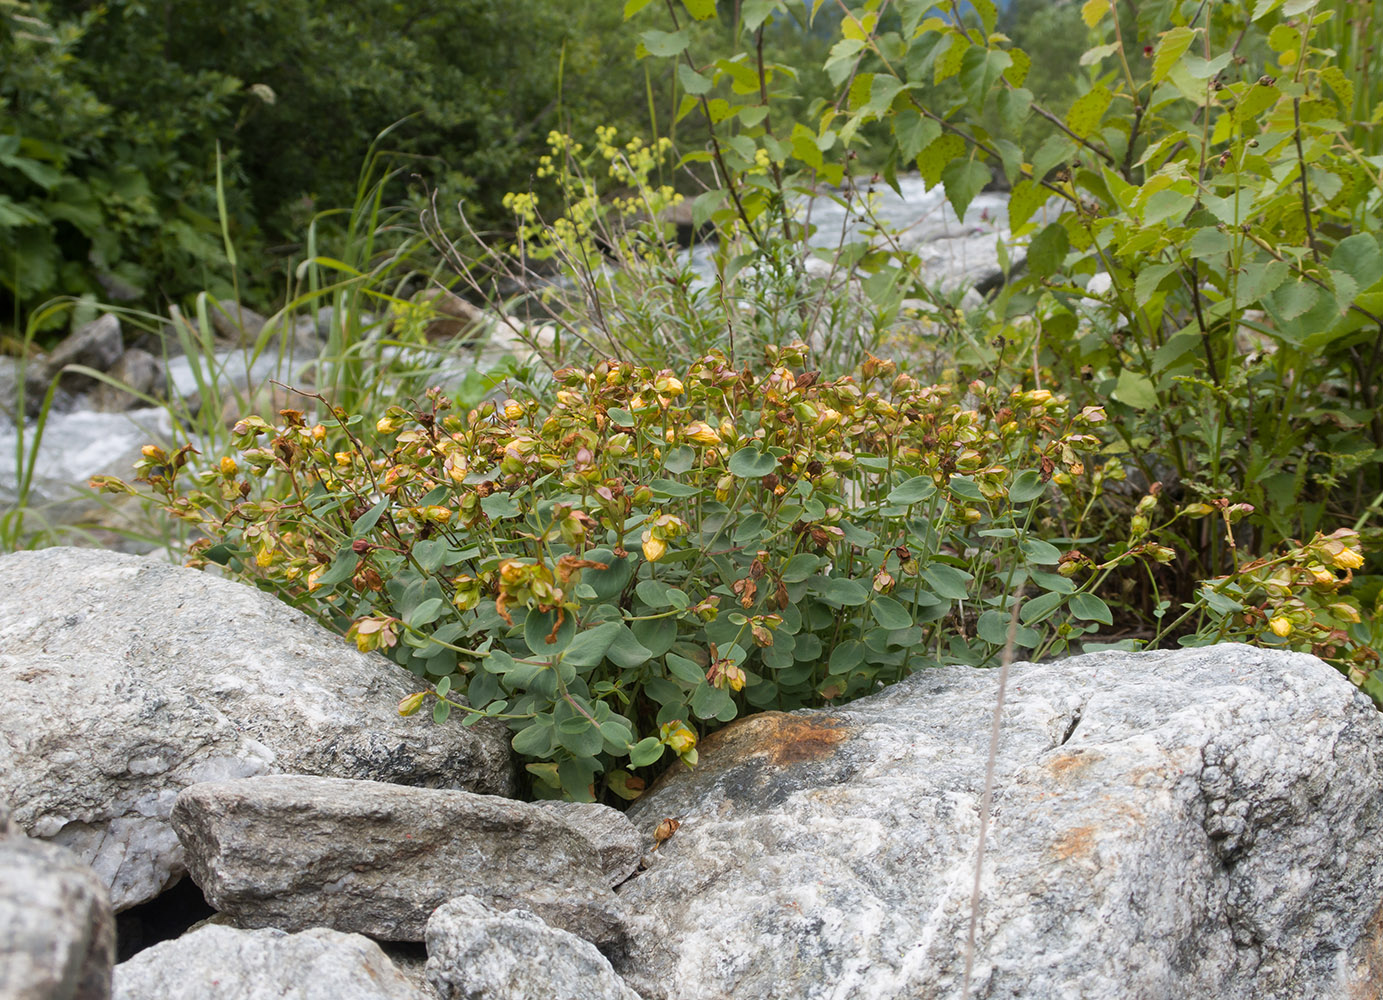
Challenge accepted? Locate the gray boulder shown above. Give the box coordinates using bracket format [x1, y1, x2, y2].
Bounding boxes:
[614, 645, 1383, 1000]
[173, 774, 636, 946]
[533, 800, 644, 887]
[0, 548, 515, 911]
[210, 300, 268, 345]
[425, 896, 643, 1000]
[0, 834, 115, 1000]
[112, 924, 423, 1000]
[47, 315, 126, 383]
[88, 349, 166, 413]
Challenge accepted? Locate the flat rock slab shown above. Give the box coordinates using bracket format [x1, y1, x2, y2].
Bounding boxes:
[173, 774, 638, 946]
[0, 548, 514, 911]
[615, 646, 1383, 1000]
[426, 896, 643, 1000]
[0, 834, 115, 1000]
[112, 924, 423, 1000]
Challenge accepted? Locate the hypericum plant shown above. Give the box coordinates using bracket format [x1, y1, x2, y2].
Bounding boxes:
[99, 343, 1380, 799]
[101, 344, 1175, 799]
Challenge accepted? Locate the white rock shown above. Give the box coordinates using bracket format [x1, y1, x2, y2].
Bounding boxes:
[426, 896, 643, 1000]
[112, 925, 423, 1000]
[0, 833, 115, 1000]
[0, 548, 514, 911]
[614, 645, 1383, 1000]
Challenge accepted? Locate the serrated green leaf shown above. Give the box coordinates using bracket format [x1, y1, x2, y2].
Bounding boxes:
[1269, 280, 1321, 322]
[998, 88, 1032, 134]
[934, 32, 968, 84]
[678, 64, 712, 95]
[1027, 222, 1070, 278]
[893, 110, 942, 163]
[1330, 234, 1383, 291]
[1152, 26, 1196, 83]
[917, 133, 965, 189]
[1233, 83, 1280, 127]
[1112, 370, 1158, 410]
[1065, 87, 1113, 140]
[1189, 228, 1231, 260]
[863, 74, 906, 118]
[1135, 263, 1177, 305]
[1008, 178, 1045, 230]
[942, 159, 990, 221]
[680, 0, 718, 19]
[641, 28, 691, 57]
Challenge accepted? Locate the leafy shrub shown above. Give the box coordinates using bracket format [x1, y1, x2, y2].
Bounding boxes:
[100, 339, 1375, 800]
[0, 1, 242, 332]
[599, 0, 1383, 653]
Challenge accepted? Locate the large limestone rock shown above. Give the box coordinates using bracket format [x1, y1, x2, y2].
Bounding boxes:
[0, 834, 116, 1000]
[0, 548, 515, 911]
[173, 774, 637, 946]
[425, 896, 643, 1000]
[614, 646, 1383, 1000]
[112, 924, 423, 1000]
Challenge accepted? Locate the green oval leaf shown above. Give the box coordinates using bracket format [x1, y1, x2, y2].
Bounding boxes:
[728, 446, 779, 478]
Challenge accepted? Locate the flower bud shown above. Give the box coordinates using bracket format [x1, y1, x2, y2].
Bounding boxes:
[660, 720, 697, 754]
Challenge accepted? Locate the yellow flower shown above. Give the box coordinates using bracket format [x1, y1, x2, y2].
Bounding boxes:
[219, 456, 238, 477]
[642, 532, 667, 562]
[660, 721, 697, 754]
[1334, 547, 1365, 571]
[1269, 616, 1293, 638]
[653, 374, 684, 396]
[684, 421, 722, 446]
